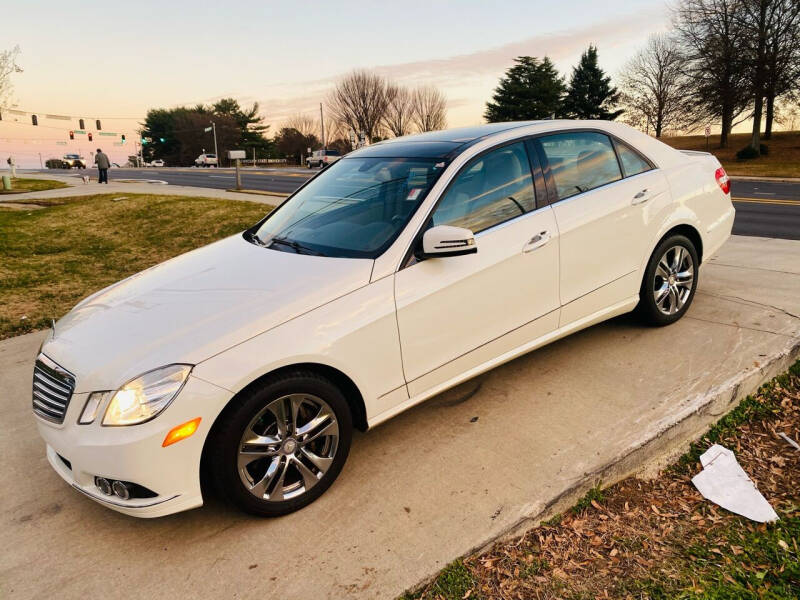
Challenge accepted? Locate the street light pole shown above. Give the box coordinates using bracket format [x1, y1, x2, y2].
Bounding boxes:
[211, 121, 219, 166]
[320, 102, 325, 150]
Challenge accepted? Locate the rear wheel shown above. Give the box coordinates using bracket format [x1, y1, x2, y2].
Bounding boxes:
[638, 234, 698, 326]
[208, 371, 352, 516]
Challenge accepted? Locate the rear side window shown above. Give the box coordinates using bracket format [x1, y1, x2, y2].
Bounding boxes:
[615, 140, 652, 177]
[539, 132, 622, 200]
[432, 141, 535, 233]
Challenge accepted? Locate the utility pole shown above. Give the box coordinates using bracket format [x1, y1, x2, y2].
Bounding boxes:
[320, 102, 325, 149]
[38, 153, 43, 169]
[211, 121, 219, 166]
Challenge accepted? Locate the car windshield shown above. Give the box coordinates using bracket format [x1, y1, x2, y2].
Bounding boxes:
[65, 154, 80, 159]
[248, 156, 446, 258]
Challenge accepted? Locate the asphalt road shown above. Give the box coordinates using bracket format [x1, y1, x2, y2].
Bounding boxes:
[32, 167, 800, 240]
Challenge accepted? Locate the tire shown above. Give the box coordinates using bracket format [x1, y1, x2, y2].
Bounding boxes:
[208, 370, 353, 517]
[638, 234, 699, 326]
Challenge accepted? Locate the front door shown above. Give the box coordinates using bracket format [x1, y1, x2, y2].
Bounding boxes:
[394, 141, 560, 397]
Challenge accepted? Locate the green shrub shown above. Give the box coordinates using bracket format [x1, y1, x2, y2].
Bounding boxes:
[736, 143, 769, 159]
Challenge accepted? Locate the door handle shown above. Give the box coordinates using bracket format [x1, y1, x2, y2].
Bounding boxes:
[631, 189, 650, 205]
[523, 230, 551, 253]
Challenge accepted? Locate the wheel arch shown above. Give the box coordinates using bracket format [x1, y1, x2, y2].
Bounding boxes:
[662, 223, 703, 264]
[641, 221, 704, 278]
[206, 361, 368, 438]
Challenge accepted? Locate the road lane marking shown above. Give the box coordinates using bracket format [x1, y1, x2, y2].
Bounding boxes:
[208, 175, 234, 179]
[732, 197, 800, 206]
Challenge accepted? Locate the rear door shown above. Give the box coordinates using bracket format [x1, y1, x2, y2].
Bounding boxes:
[535, 130, 668, 325]
[394, 141, 560, 397]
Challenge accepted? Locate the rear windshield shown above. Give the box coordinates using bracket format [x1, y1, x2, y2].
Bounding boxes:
[206, 154, 216, 158]
[248, 157, 447, 258]
[325, 150, 341, 156]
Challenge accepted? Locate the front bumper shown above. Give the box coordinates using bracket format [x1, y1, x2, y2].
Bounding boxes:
[36, 374, 232, 518]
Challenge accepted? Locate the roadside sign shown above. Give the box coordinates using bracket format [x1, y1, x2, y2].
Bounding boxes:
[204, 126, 213, 133]
[228, 150, 246, 159]
[74, 130, 86, 135]
[704, 126, 711, 137]
[99, 132, 117, 136]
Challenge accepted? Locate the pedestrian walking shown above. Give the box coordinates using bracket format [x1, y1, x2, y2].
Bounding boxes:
[7, 156, 16, 178]
[94, 148, 110, 184]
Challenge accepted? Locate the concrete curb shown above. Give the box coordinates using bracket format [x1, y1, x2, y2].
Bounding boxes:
[424, 334, 800, 581]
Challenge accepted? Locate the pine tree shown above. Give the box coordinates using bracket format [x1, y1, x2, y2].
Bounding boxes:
[484, 56, 565, 122]
[561, 46, 623, 120]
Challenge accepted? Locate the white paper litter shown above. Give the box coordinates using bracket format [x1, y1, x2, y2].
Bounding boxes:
[691, 444, 779, 523]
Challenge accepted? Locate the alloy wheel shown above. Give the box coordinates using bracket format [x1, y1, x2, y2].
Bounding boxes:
[652, 245, 694, 315]
[237, 394, 339, 502]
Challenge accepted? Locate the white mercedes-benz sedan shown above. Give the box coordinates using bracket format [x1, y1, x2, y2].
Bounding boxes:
[33, 121, 734, 517]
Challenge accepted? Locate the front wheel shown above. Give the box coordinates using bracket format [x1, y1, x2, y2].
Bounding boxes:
[638, 234, 699, 326]
[208, 371, 353, 516]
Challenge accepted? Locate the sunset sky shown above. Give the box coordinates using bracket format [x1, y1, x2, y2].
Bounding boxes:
[3, 0, 673, 167]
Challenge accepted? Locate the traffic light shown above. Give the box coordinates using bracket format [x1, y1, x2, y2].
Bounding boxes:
[141, 137, 147, 145]
[159, 137, 165, 143]
[88, 133, 93, 142]
[32, 114, 38, 126]
[69, 130, 74, 140]
[121, 134, 126, 143]
[79, 119, 85, 129]
[96, 120, 102, 130]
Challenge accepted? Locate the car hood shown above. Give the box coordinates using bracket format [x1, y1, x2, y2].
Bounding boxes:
[42, 234, 373, 393]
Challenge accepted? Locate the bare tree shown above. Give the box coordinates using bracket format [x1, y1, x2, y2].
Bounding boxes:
[774, 99, 800, 130]
[0, 45, 23, 109]
[284, 113, 319, 138]
[674, 0, 751, 148]
[761, 0, 800, 138]
[618, 34, 687, 137]
[327, 69, 391, 142]
[411, 86, 447, 132]
[383, 85, 415, 137]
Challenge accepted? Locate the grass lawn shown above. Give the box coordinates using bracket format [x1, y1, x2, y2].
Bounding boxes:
[0, 193, 270, 339]
[664, 130, 800, 178]
[0, 177, 69, 193]
[404, 361, 800, 599]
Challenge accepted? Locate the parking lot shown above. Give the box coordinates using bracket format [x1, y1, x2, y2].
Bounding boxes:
[2, 235, 798, 599]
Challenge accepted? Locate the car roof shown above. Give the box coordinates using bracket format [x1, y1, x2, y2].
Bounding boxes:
[347, 121, 549, 159]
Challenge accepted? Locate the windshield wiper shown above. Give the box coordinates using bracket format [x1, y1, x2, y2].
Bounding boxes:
[270, 236, 325, 256]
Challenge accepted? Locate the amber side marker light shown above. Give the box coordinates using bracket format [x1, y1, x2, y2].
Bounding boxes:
[162, 417, 202, 447]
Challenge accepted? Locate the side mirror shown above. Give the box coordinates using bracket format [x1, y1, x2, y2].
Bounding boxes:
[418, 225, 477, 259]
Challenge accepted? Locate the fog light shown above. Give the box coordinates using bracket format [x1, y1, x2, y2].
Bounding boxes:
[112, 480, 131, 500]
[95, 477, 112, 495]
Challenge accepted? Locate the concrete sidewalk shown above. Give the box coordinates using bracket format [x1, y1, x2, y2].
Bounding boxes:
[2, 235, 799, 600]
[1, 172, 282, 206]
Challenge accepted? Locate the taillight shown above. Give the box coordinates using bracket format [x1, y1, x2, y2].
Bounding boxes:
[715, 167, 730, 195]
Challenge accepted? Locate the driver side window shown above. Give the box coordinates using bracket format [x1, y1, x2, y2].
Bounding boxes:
[431, 142, 535, 233]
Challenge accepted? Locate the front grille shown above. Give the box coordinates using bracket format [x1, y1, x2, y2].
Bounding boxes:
[32, 355, 76, 423]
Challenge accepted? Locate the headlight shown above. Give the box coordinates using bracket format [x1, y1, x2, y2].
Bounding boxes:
[102, 364, 192, 426]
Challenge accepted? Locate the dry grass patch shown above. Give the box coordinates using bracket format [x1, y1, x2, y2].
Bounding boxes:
[0, 193, 270, 339]
[1, 177, 69, 193]
[664, 131, 800, 178]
